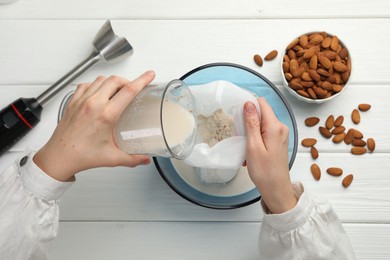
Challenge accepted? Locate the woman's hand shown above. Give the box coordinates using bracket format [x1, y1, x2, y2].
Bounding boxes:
[34, 71, 156, 182]
[244, 97, 297, 214]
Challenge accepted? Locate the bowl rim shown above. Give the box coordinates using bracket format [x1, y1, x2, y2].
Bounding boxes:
[153, 62, 299, 209]
[281, 31, 352, 103]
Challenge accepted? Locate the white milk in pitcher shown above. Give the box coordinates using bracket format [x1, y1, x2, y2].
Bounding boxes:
[115, 95, 196, 158]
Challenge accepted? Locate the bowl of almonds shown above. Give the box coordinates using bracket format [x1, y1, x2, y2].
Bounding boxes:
[281, 31, 352, 103]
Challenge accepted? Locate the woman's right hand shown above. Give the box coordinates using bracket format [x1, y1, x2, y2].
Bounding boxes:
[243, 97, 297, 214]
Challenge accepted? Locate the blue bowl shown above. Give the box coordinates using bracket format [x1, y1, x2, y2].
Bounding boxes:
[153, 63, 298, 209]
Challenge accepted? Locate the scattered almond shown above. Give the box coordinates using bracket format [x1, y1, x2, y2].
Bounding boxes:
[327, 167, 343, 176]
[352, 128, 364, 139]
[319, 126, 332, 139]
[305, 117, 320, 127]
[351, 109, 361, 124]
[331, 126, 346, 135]
[342, 174, 353, 188]
[325, 115, 334, 130]
[310, 163, 321, 180]
[344, 129, 355, 144]
[351, 147, 367, 155]
[334, 116, 344, 127]
[358, 103, 371, 112]
[332, 133, 346, 143]
[352, 139, 366, 147]
[311, 146, 319, 159]
[253, 54, 263, 67]
[301, 138, 317, 147]
[367, 138, 376, 152]
[264, 50, 278, 61]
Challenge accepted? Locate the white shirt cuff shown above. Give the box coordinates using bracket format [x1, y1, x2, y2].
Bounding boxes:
[18, 151, 75, 201]
[260, 183, 313, 232]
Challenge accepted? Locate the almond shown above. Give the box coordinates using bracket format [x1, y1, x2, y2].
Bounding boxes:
[330, 36, 339, 51]
[319, 126, 332, 139]
[358, 103, 371, 112]
[334, 116, 344, 127]
[309, 34, 324, 45]
[310, 163, 321, 180]
[287, 38, 299, 50]
[318, 55, 332, 69]
[309, 55, 318, 70]
[333, 61, 349, 72]
[303, 47, 317, 60]
[308, 69, 321, 82]
[311, 146, 319, 159]
[307, 88, 317, 99]
[297, 89, 310, 98]
[305, 117, 320, 127]
[331, 126, 346, 135]
[321, 37, 332, 48]
[299, 35, 309, 48]
[264, 50, 278, 61]
[290, 59, 299, 74]
[344, 129, 355, 144]
[342, 174, 353, 188]
[332, 133, 346, 143]
[325, 115, 334, 129]
[352, 109, 361, 124]
[352, 139, 366, 147]
[351, 147, 367, 155]
[352, 128, 364, 139]
[327, 167, 343, 176]
[301, 138, 317, 147]
[253, 54, 263, 67]
[367, 138, 375, 152]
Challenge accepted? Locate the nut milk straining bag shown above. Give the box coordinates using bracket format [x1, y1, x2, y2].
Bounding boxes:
[184, 80, 260, 183]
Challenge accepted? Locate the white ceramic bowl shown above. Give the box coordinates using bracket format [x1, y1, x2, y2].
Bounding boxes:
[281, 31, 352, 104]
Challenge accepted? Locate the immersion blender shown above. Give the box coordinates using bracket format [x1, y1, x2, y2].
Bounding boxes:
[0, 20, 134, 156]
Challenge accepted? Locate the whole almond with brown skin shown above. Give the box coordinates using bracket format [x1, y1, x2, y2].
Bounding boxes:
[358, 103, 371, 111]
[297, 89, 310, 98]
[333, 61, 349, 72]
[321, 37, 332, 48]
[342, 174, 353, 188]
[330, 36, 339, 51]
[331, 126, 346, 135]
[309, 34, 324, 45]
[307, 88, 317, 99]
[254, 54, 263, 67]
[367, 138, 375, 152]
[352, 128, 363, 139]
[333, 133, 346, 143]
[305, 117, 320, 127]
[310, 163, 321, 180]
[319, 126, 332, 138]
[311, 146, 319, 159]
[318, 55, 332, 69]
[265, 50, 278, 61]
[351, 147, 367, 155]
[287, 38, 299, 50]
[352, 139, 366, 147]
[299, 35, 309, 48]
[301, 138, 317, 147]
[327, 167, 343, 176]
[303, 47, 317, 59]
[334, 116, 344, 127]
[325, 115, 335, 129]
[352, 109, 361, 124]
[344, 129, 355, 144]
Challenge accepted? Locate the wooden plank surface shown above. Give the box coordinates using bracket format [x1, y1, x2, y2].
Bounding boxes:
[0, 19, 390, 85]
[49, 222, 390, 260]
[1, 0, 390, 19]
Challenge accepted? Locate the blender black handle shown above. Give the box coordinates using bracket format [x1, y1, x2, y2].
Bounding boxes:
[0, 98, 42, 156]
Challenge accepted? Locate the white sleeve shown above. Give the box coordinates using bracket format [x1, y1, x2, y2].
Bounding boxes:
[0, 151, 74, 260]
[259, 183, 355, 260]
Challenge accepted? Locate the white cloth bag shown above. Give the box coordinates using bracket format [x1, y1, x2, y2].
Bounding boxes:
[184, 80, 260, 183]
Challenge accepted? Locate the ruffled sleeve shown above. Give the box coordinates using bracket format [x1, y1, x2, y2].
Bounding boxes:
[259, 183, 355, 260]
[0, 150, 74, 260]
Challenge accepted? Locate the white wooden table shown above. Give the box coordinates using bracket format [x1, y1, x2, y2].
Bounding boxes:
[1, 1, 390, 259]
